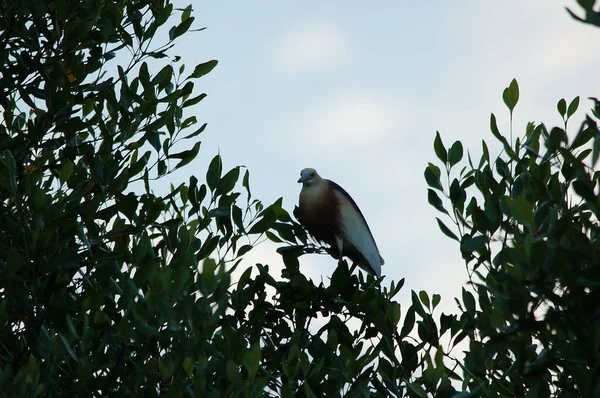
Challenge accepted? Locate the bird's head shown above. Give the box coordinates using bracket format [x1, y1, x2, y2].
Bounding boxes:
[298, 168, 321, 185]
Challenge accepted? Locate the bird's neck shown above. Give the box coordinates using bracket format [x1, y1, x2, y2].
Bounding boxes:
[300, 180, 329, 207]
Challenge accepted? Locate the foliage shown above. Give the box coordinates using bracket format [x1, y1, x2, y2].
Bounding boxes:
[0, 0, 275, 395]
[425, 73, 600, 395]
[0, 1, 426, 396]
[2, 0, 600, 397]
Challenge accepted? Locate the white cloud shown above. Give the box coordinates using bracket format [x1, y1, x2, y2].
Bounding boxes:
[278, 93, 405, 155]
[273, 22, 348, 75]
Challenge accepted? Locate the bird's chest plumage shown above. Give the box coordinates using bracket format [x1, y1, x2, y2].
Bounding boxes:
[297, 182, 340, 244]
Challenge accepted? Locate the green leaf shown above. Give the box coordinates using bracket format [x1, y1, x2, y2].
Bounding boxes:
[490, 113, 515, 158]
[424, 164, 443, 191]
[171, 16, 195, 40]
[495, 158, 510, 178]
[0, 150, 18, 195]
[502, 78, 519, 112]
[502, 196, 534, 227]
[244, 342, 261, 377]
[191, 60, 218, 79]
[419, 290, 430, 310]
[59, 334, 78, 361]
[407, 382, 427, 398]
[170, 141, 201, 170]
[462, 288, 476, 315]
[546, 127, 568, 153]
[184, 123, 207, 139]
[428, 189, 448, 215]
[400, 307, 415, 338]
[571, 125, 595, 149]
[436, 217, 458, 241]
[59, 160, 73, 183]
[460, 234, 488, 258]
[567, 96, 580, 118]
[448, 141, 463, 167]
[432, 293, 441, 309]
[557, 98, 567, 118]
[217, 167, 240, 195]
[182, 93, 207, 108]
[237, 245, 252, 256]
[206, 154, 222, 191]
[181, 116, 197, 129]
[434, 131, 447, 164]
[242, 169, 252, 199]
[181, 4, 192, 22]
[152, 64, 173, 87]
[449, 178, 466, 213]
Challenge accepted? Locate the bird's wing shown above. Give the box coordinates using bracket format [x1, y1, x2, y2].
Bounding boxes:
[329, 181, 383, 276]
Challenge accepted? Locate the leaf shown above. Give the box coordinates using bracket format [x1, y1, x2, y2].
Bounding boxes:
[546, 127, 568, 153]
[181, 116, 197, 129]
[419, 290, 430, 309]
[567, 96, 580, 118]
[237, 245, 252, 256]
[59, 334, 78, 362]
[449, 178, 466, 213]
[0, 150, 18, 195]
[424, 164, 443, 191]
[407, 382, 427, 398]
[206, 154, 222, 191]
[216, 167, 240, 195]
[181, 4, 192, 22]
[436, 218, 458, 241]
[59, 160, 73, 183]
[557, 98, 566, 118]
[448, 141, 464, 167]
[400, 307, 415, 338]
[434, 131, 447, 164]
[495, 158, 510, 178]
[184, 123, 207, 139]
[191, 60, 218, 79]
[428, 189, 448, 215]
[182, 93, 207, 108]
[152, 64, 173, 87]
[411, 290, 427, 318]
[242, 169, 252, 199]
[432, 293, 441, 309]
[502, 196, 534, 228]
[170, 141, 201, 170]
[170, 16, 195, 40]
[571, 125, 595, 150]
[502, 78, 519, 112]
[573, 180, 596, 203]
[147, 130, 161, 152]
[460, 235, 488, 257]
[462, 288, 476, 315]
[490, 114, 516, 158]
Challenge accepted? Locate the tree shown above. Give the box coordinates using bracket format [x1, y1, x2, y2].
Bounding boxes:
[422, 3, 600, 394]
[0, 0, 282, 395]
[2, 0, 600, 397]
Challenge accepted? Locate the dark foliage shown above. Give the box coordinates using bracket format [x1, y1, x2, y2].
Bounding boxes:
[1, 0, 599, 397]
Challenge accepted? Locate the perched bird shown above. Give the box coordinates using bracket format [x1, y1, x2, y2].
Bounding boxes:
[294, 167, 384, 276]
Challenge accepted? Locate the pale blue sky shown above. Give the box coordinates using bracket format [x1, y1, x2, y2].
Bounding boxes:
[162, 1, 600, 309]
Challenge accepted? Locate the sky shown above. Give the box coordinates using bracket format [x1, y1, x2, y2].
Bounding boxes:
[159, 1, 600, 314]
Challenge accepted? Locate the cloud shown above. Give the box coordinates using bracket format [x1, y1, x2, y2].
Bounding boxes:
[278, 93, 405, 156]
[273, 22, 348, 75]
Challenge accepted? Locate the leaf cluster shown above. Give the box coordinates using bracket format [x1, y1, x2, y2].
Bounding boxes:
[426, 76, 600, 395]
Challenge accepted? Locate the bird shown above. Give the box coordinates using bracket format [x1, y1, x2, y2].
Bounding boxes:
[293, 167, 384, 276]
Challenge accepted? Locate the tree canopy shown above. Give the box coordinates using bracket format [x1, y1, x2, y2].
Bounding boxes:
[1, 0, 600, 396]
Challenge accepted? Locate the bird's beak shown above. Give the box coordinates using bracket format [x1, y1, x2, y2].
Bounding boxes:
[297, 175, 306, 183]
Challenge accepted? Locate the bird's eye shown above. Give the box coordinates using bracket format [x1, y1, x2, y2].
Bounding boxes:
[310, 172, 315, 177]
